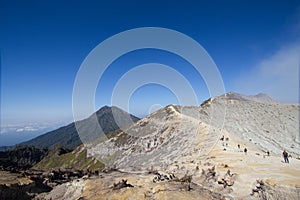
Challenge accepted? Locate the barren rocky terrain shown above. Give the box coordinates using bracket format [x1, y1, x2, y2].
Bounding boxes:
[38, 92, 300, 200]
[2, 92, 299, 200]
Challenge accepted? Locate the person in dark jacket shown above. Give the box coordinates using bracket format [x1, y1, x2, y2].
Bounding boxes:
[244, 148, 247, 155]
[282, 150, 289, 163]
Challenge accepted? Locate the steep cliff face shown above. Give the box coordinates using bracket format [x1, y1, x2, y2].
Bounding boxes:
[199, 92, 299, 155]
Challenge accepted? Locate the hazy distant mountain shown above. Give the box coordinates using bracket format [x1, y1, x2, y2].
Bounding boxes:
[19, 106, 140, 149]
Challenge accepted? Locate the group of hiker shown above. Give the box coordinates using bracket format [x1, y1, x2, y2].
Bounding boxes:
[239, 144, 291, 163]
[237, 144, 247, 154]
[221, 136, 291, 163]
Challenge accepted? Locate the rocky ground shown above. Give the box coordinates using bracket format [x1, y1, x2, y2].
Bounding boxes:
[0, 168, 96, 200]
[33, 130, 300, 200]
[0, 170, 37, 200]
[2, 136, 299, 199]
[33, 152, 300, 200]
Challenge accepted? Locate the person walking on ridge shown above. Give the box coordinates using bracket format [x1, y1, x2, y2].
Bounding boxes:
[282, 150, 289, 163]
[244, 148, 247, 155]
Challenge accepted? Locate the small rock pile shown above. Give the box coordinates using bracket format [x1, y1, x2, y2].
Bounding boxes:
[152, 170, 175, 183]
[250, 179, 266, 198]
[217, 170, 236, 188]
[201, 165, 217, 182]
[113, 179, 134, 190]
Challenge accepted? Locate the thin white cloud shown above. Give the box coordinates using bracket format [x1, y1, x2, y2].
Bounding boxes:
[16, 128, 24, 132]
[16, 126, 39, 132]
[0, 122, 62, 134]
[232, 42, 300, 103]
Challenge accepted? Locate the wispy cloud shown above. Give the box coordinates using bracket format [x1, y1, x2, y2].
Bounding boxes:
[16, 126, 39, 132]
[232, 42, 300, 103]
[0, 122, 59, 134]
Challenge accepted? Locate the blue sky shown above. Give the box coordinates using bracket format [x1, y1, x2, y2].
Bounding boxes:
[1, 0, 299, 133]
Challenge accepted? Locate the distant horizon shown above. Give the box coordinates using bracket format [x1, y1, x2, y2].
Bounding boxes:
[0, 90, 287, 124]
[1, 90, 298, 147]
